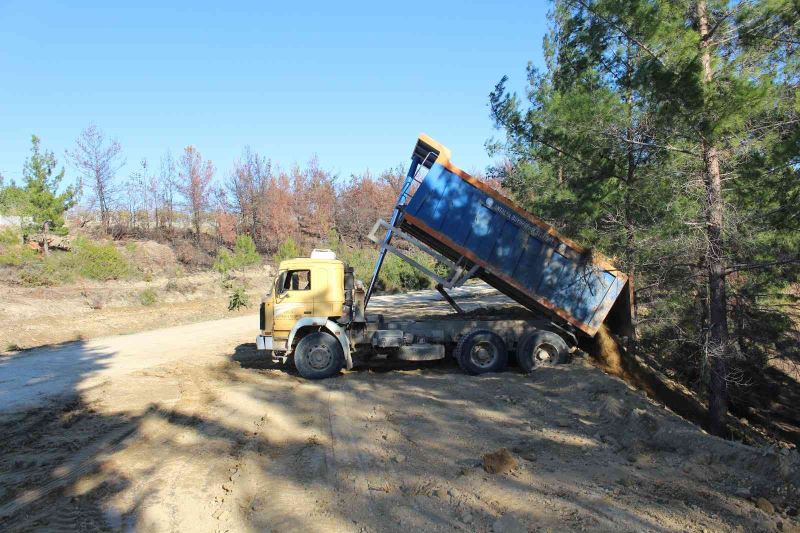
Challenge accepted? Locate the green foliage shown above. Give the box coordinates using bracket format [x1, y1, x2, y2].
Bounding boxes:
[489, 0, 799, 407]
[71, 237, 131, 281]
[272, 237, 301, 264]
[228, 286, 250, 311]
[0, 184, 28, 217]
[0, 228, 21, 247]
[0, 228, 29, 266]
[0, 235, 132, 286]
[214, 234, 262, 274]
[139, 288, 157, 306]
[0, 245, 37, 267]
[19, 254, 75, 287]
[232, 235, 260, 265]
[15, 136, 77, 236]
[379, 254, 432, 292]
[330, 243, 435, 293]
[214, 249, 237, 274]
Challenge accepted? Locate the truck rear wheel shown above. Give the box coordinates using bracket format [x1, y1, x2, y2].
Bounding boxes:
[517, 331, 569, 373]
[294, 331, 344, 380]
[455, 330, 508, 375]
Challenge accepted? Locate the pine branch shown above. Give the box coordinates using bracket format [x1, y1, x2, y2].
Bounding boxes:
[569, 0, 666, 67]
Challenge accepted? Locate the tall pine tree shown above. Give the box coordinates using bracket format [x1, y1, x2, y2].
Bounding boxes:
[490, 0, 799, 435]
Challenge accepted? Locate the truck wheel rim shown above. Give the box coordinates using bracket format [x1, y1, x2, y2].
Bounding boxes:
[308, 344, 333, 369]
[534, 343, 557, 365]
[470, 341, 498, 368]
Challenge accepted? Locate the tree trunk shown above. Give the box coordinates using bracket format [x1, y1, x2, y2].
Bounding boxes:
[698, 0, 729, 437]
[623, 41, 638, 347]
[42, 220, 49, 257]
[97, 170, 109, 232]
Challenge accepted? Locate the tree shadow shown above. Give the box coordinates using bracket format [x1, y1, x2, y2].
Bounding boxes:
[730, 361, 800, 446]
[0, 340, 140, 530]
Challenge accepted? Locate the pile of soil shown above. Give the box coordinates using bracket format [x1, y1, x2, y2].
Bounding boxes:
[125, 240, 177, 274]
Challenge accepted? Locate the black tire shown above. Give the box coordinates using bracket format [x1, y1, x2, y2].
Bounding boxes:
[293, 331, 344, 379]
[517, 330, 570, 373]
[455, 329, 508, 375]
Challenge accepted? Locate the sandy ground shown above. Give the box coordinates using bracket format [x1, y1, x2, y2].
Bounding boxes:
[1, 287, 799, 532]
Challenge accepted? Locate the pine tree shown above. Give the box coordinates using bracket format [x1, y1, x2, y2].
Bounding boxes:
[490, 0, 799, 435]
[20, 135, 77, 236]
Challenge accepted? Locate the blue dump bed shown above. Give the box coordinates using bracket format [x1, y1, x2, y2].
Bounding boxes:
[398, 136, 633, 338]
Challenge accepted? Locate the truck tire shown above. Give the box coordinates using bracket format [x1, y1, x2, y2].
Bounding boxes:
[293, 331, 344, 380]
[517, 331, 569, 373]
[455, 329, 508, 375]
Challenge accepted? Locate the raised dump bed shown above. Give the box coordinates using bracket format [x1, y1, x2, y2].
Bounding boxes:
[368, 135, 633, 339]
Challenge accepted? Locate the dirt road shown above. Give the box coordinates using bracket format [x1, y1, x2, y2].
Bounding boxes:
[1, 287, 798, 532]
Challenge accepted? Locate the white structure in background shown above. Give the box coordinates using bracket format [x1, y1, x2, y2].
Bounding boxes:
[0, 215, 32, 228]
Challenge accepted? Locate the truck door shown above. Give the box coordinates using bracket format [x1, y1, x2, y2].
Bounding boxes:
[273, 268, 315, 336]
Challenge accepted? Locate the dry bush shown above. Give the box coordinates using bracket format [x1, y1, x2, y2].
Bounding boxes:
[174, 240, 213, 268]
[165, 278, 198, 294]
[81, 290, 106, 310]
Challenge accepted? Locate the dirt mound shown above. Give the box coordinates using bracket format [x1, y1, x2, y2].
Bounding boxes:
[481, 448, 518, 474]
[590, 324, 713, 434]
[127, 240, 177, 274]
[174, 240, 214, 268]
[596, 394, 631, 421]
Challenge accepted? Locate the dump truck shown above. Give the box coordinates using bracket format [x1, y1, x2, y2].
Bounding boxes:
[256, 135, 633, 379]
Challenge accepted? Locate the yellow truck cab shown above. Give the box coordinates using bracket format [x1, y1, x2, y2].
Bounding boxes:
[258, 249, 360, 378]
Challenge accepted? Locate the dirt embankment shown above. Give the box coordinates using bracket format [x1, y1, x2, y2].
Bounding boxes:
[590, 325, 709, 430]
[0, 263, 273, 353]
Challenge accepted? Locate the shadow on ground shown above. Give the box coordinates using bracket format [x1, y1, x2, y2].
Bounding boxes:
[1, 341, 797, 532]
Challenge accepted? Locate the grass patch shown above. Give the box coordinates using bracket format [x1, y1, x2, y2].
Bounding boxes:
[139, 288, 158, 306]
[0, 227, 21, 247]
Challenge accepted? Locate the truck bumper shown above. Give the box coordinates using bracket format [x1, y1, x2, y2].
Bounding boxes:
[256, 335, 273, 351]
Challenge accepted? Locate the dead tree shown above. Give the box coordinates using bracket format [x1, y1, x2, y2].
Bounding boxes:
[68, 125, 124, 231]
[177, 146, 214, 236]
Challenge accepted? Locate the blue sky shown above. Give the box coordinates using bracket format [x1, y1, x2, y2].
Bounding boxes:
[0, 1, 547, 187]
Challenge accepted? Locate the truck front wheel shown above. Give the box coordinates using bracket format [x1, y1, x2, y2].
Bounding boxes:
[294, 331, 344, 379]
[517, 331, 569, 373]
[455, 330, 508, 375]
